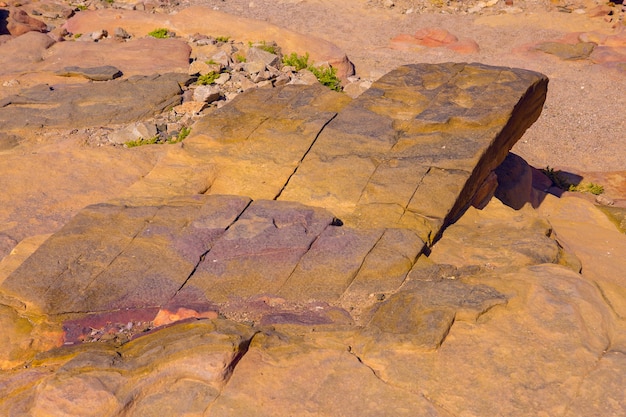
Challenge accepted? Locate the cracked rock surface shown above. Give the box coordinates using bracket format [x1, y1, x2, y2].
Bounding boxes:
[1, 5, 626, 416]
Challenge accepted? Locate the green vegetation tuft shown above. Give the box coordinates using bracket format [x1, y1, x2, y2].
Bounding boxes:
[541, 166, 604, 195]
[258, 40, 278, 54]
[74, 33, 82, 39]
[541, 166, 571, 190]
[235, 54, 247, 63]
[282, 52, 310, 71]
[282, 51, 341, 91]
[309, 65, 342, 92]
[569, 182, 604, 195]
[148, 28, 170, 39]
[169, 127, 191, 144]
[205, 59, 218, 65]
[197, 72, 220, 85]
[215, 36, 230, 43]
[125, 135, 160, 148]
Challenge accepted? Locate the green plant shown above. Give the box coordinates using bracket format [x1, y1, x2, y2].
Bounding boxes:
[168, 127, 191, 144]
[541, 166, 571, 190]
[282, 51, 341, 91]
[309, 65, 342, 91]
[196, 71, 220, 85]
[569, 182, 604, 195]
[235, 54, 247, 63]
[148, 28, 170, 39]
[73, 33, 82, 39]
[282, 52, 310, 71]
[125, 135, 160, 148]
[76, 5, 87, 10]
[205, 59, 218, 65]
[258, 40, 277, 54]
[215, 36, 230, 42]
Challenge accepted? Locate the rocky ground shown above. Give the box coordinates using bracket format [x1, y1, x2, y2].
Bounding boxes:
[1, 0, 626, 415]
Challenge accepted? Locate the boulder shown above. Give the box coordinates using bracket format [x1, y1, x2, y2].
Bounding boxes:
[3, 7, 47, 36]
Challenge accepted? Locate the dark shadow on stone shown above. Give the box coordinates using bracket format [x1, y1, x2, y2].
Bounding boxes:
[493, 152, 584, 210]
[0, 9, 9, 36]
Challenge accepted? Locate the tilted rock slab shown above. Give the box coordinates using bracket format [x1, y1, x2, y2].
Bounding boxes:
[134, 63, 548, 244]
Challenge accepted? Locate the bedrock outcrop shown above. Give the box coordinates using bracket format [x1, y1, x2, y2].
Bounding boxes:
[1, 60, 626, 417]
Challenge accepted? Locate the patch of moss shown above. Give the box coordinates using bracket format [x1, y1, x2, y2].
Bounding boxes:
[124, 135, 160, 148]
[148, 28, 170, 39]
[197, 72, 220, 85]
[569, 182, 604, 195]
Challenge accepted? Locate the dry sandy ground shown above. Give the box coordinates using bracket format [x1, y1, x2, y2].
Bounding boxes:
[182, 0, 625, 175]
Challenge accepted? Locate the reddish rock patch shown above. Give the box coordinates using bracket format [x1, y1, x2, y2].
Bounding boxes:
[390, 27, 479, 54]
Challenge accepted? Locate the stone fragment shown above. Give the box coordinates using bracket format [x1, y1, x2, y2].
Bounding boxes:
[357, 275, 507, 352]
[246, 46, 281, 67]
[534, 41, 595, 60]
[188, 60, 221, 75]
[108, 122, 158, 144]
[193, 84, 221, 103]
[0, 31, 55, 74]
[114, 26, 131, 39]
[4, 7, 47, 36]
[428, 198, 564, 271]
[413, 27, 458, 46]
[54, 65, 123, 81]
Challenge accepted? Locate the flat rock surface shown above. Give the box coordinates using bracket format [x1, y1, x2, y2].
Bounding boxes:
[0, 73, 190, 132]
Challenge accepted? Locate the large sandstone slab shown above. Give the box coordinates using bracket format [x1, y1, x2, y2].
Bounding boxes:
[131, 63, 547, 244]
[278, 63, 548, 243]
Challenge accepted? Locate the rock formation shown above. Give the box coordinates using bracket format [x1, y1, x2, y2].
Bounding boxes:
[1, 2, 626, 416]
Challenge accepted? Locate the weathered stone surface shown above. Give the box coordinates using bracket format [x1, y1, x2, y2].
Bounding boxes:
[40, 38, 191, 76]
[129, 63, 547, 245]
[535, 41, 596, 60]
[122, 83, 351, 199]
[355, 263, 617, 417]
[428, 198, 565, 271]
[0, 319, 255, 416]
[10, 59, 620, 417]
[208, 329, 454, 417]
[0, 31, 55, 74]
[0, 73, 190, 131]
[2, 195, 251, 315]
[54, 65, 123, 81]
[278, 63, 548, 243]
